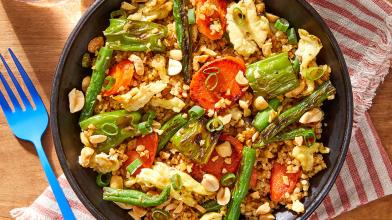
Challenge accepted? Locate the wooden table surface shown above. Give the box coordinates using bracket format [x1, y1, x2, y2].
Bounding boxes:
[0, 0, 391, 219]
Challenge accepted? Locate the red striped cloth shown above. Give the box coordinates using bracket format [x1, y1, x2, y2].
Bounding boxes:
[10, 0, 392, 219]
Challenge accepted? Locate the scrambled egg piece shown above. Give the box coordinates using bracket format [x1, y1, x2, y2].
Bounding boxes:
[226, 0, 270, 57]
[135, 162, 212, 207]
[128, 0, 173, 21]
[114, 81, 167, 111]
[150, 96, 186, 112]
[150, 54, 169, 82]
[79, 150, 122, 174]
[294, 29, 323, 70]
[292, 143, 329, 171]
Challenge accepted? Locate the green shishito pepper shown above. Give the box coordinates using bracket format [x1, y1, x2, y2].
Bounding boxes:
[258, 80, 336, 144]
[170, 120, 219, 164]
[157, 106, 205, 153]
[80, 110, 144, 152]
[103, 186, 170, 207]
[80, 46, 113, 121]
[253, 98, 281, 132]
[103, 19, 167, 52]
[226, 147, 256, 220]
[246, 52, 299, 98]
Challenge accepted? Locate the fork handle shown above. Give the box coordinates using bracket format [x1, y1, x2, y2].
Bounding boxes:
[33, 138, 76, 220]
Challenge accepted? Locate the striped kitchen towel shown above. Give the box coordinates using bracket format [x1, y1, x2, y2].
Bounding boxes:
[10, 0, 392, 219]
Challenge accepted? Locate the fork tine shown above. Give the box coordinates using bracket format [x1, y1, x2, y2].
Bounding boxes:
[0, 53, 32, 110]
[8, 49, 42, 106]
[0, 88, 12, 115]
[0, 72, 22, 111]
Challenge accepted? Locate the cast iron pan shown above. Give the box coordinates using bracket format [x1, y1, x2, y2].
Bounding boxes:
[50, 0, 353, 219]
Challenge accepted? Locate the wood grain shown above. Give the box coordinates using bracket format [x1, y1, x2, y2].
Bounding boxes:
[0, 0, 391, 219]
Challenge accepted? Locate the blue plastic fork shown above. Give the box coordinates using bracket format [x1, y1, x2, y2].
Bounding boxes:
[0, 49, 75, 220]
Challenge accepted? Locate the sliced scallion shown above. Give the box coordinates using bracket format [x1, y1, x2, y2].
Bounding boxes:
[303, 66, 325, 81]
[103, 76, 116, 91]
[205, 73, 219, 91]
[110, 9, 127, 19]
[188, 105, 205, 119]
[152, 209, 170, 220]
[203, 66, 220, 75]
[233, 7, 245, 21]
[170, 173, 183, 191]
[101, 123, 119, 136]
[127, 158, 143, 175]
[274, 18, 290, 32]
[137, 121, 153, 135]
[96, 173, 112, 187]
[206, 117, 224, 132]
[287, 28, 298, 44]
[188, 8, 196, 25]
[220, 173, 236, 187]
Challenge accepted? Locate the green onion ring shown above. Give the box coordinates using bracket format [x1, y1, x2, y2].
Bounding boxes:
[96, 173, 112, 187]
[137, 121, 153, 135]
[127, 158, 143, 175]
[205, 72, 219, 91]
[303, 66, 325, 81]
[206, 117, 224, 132]
[103, 76, 116, 91]
[188, 105, 205, 119]
[233, 7, 245, 20]
[110, 9, 127, 19]
[304, 129, 316, 146]
[152, 209, 170, 220]
[202, 66, 220, 75]
[188, 8, 196, 25]
[170, 173, 183, 191]
[220, 173, 236, 187]
[101, 123, 119, 136]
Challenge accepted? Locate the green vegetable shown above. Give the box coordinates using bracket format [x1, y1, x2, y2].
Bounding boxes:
[170, 173, 183, 191]
[104, 19, 167, 52]
[246, 52, 300, 98]
[158, 114, 188, 152]
[137, 111, 156, 135]
[188, 8, 196, 25]
[293, 57, 300, 74]
[287, 28, 298, 44]
[206, 117, 224, 132]
[171, 120, 219, 164]
[110, 9, 127, 19]
[80, 110, 147, 152]
[274, 18, 290, 32]
[201, 200, 222, 212]
[257, 128, 315, 147]
[253, 98, 281, 132]
[96, 173, 111, 187]
[152, 209, 170, 220]
[303, 66, 326, 81]
[258, 81, 336, 144]
[79, 46, 113, 121]
[188, 105, 205, 118]
[226, 147, 256, 220]
[127, 158, 143, 175]
[81, 53, 91, 68]
[157, 106, 205, 153]
[172, 0, 192, 83]
[103, 186, 170, 207]
[220, 173, 236, 187]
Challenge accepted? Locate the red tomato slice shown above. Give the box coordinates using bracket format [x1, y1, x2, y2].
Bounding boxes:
[190, 57, 246, 110]
[270, 163, 301, 202]
[121, 133, 158, 176]
[191, 134, 243, 181]
[103, 60, 134, 96]
[196, 0, 227, 40]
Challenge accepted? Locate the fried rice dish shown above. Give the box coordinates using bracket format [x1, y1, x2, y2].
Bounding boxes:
[68, 0, 337, 218]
